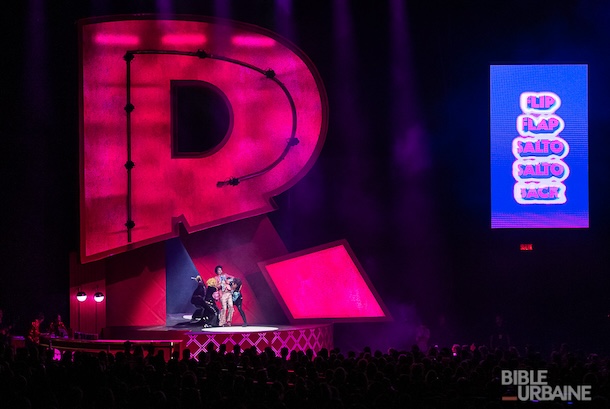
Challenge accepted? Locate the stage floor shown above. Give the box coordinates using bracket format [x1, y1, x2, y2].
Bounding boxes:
[151, 313, 284, 333]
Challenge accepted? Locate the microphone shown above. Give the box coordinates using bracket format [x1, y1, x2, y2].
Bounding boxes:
[190, 277, 197, 280]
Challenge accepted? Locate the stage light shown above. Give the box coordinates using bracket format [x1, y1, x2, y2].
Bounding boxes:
[161, 34, 207, 45]
[94, 291, 105, 303]
[94, 34, 140, 46]
[76, 290, 87, 302]
[231, 35, 275, 47]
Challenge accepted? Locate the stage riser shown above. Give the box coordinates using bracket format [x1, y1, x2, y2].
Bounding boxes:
[184, 326, 333, 357]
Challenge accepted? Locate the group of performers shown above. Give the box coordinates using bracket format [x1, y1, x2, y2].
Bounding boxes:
[190, 265, 248, 328]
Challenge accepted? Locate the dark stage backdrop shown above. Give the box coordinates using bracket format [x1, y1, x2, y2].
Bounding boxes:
[1, 1, 610, 354]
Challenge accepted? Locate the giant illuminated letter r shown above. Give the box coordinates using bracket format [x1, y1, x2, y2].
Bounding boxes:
[79, 16, 328, 262]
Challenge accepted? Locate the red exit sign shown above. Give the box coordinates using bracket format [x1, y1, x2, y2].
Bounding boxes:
[520, 243, 533, 251]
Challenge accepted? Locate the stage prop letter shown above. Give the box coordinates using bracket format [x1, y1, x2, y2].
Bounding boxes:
[79, 16, 328, 262]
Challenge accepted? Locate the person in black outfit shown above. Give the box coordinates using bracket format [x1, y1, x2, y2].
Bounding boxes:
[189, 276, 207, 322]
[190, 276, 206, 305]
[202, 277, 220, 327]
[231, 278, 248, 327]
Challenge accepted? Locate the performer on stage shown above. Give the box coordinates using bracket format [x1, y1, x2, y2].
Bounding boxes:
[26, 312, 44, 348]
[49, 314, 68, 338]
[190, 275, 206, 309]
[203, 277, 220, 327]
[189, 275, 207, 323]
[231, 278, 248, 327]
[215, 265, 234, 327]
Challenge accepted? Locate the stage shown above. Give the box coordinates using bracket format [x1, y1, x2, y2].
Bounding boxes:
[42, 322, 334, 358]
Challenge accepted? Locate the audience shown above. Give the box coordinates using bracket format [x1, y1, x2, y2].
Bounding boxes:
[1, 332, 609, 409]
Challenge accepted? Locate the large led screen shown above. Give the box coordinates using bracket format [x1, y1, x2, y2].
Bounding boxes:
[490, 65, 588, 228]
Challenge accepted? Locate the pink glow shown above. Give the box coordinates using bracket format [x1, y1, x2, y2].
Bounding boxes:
[79, 16, 328, 262]
[105, 243, 167, 327]
[94, 34, 140, 45]
[161, 33, 207, 45]
[259, 241, 389, 322]
[231, 35, 276, 47]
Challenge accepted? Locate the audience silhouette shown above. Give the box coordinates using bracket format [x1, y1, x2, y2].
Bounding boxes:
[0, 336, 609, 408]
